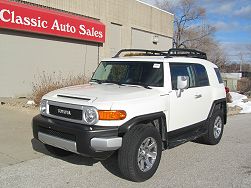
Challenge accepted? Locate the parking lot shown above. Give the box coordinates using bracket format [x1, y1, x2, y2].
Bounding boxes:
[0, 106, 250, 188]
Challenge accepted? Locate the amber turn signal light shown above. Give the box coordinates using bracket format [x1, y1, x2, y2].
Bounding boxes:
[98, 110, 126, 120]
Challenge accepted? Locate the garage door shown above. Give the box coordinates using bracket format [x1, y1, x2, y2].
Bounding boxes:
[0, 31, 99, 97]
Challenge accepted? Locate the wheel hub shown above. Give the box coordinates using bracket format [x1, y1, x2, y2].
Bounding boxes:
[213, 116, 222, 139]
[137, 137, 157, 172]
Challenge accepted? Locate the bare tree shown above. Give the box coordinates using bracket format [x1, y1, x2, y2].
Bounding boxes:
[156, 0, 214, 48]
[155, 0, 227, 69]
[184, 26, 227, 70]
[222, 63, 251, 73]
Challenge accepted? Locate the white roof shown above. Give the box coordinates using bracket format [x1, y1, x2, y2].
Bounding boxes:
[102, 56, 166, 62]
[102, 56, 217, 68]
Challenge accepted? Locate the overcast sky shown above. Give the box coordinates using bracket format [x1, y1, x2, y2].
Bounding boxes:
[142, 0, 251, 63]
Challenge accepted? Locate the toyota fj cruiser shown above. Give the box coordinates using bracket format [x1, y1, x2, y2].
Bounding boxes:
[32, 48, 227, 182]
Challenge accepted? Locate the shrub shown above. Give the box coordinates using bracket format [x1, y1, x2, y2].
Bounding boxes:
[237, 77, 251, 94]
[32, 72, 89, 105]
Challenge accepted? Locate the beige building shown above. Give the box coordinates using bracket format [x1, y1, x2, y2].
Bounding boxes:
[0, 0, 174, 97]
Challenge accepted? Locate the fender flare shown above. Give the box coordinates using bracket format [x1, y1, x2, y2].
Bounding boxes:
[207, 98, 227, 124]
[118, 112, 168, 148]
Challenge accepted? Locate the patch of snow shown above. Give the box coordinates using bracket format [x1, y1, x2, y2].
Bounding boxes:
[228, 92, 251, 114]
[27, 100, 35, 105]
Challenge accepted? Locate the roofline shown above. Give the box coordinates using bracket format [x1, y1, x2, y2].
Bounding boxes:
[136, 0, 174, 16]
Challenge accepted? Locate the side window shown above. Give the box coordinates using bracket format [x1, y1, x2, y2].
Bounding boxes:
[170, 63, 196, 90]
[193, 64, 210, 87]
[214, 68, 223, 83]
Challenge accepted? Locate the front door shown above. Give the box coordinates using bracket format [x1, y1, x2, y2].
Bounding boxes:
[168, 63, 212, 132]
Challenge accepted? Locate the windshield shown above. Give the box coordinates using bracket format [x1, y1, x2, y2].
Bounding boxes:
[91, 61, 164, 87]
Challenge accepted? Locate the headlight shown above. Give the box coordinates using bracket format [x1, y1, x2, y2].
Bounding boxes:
[40, 100, 47, 114]
[83, 107, 98, 125]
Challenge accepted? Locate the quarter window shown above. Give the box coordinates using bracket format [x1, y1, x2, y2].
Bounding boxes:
[193, 64, 209, 87]
[214, 68, 223, 83]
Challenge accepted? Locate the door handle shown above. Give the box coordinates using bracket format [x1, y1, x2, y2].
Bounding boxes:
[195, 94, 202, 99]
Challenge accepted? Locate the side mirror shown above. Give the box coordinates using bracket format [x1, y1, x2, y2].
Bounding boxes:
[176, 76, 189, 97]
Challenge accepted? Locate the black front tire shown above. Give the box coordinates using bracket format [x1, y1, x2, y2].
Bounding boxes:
[118, 124, 162, 182]
[45, 144, 73, 157]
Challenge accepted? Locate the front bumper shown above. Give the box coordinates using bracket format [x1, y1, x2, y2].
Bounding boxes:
[32, 115, 121, 159]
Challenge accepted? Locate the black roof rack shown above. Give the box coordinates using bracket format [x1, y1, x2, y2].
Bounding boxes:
[113, 49, 168, 58]
[113, 48, 207, 60]
[164, 48, 207, 60]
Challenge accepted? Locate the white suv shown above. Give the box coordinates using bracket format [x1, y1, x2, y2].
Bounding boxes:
[32, 48, 227, 182]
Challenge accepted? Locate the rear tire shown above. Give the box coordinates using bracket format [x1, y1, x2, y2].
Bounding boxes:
[202, 110, 224, 145]
[45, 144, 73, 157]
[118, 124, 162, 182]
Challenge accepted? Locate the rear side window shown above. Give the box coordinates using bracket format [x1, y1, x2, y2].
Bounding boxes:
[214, 68, 223, 83]
[193, 64, 209, 87]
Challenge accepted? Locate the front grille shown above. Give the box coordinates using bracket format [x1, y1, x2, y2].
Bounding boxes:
[39, 127, 76, 141]
[49, 105, 82, 120]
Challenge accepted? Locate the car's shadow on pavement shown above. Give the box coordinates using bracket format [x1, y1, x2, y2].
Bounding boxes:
[31, 138, 98, 166]
[31, 139, 126, 180]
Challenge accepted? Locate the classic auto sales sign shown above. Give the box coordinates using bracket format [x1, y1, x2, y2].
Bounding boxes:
[0, 0, 105, 43]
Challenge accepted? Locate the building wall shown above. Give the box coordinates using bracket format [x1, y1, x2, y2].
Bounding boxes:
[131, 28, 172, 50]
[0, 30, 98, 97]
[1, 0, 174, 97]
[21, 0, 174, 58]
[107, 23, 122, 57]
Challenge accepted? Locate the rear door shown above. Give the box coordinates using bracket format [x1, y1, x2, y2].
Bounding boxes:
[168, 63, 212, 131]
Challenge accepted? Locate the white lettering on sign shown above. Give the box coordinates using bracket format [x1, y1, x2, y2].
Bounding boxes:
[0, 9, 11, 22]
[51, 19, 76, 33]
[0, 9, 48, 28]
[0, 1, 106, 43]
[79, 25, 103, 38]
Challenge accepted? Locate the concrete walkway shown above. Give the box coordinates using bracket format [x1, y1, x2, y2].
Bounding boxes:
[0, 106, 43, 168]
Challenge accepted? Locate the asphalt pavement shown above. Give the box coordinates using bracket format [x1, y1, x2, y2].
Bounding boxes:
[0, 106, 250, 188]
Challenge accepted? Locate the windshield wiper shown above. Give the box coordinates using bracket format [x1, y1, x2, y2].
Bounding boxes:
[102, 80, 125, 86]
[90, 79, 103, 84]
[90, 79, 151, 89]
[124, 82, 152, 89]
[138, 84, 152, 89]
[90, 79, 124, 86]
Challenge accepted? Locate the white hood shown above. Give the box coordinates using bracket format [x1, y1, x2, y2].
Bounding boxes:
[43, 83, 162, 107]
